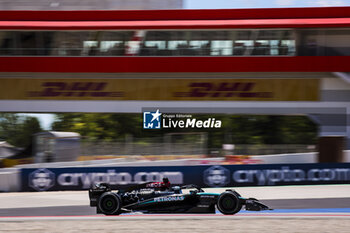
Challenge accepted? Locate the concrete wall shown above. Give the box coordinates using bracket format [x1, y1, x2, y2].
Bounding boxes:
[0, 168, 20, 192]
[251, 152, 317, 164]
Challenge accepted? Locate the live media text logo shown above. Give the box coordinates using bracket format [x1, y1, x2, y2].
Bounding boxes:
[143, 109, 222, 129]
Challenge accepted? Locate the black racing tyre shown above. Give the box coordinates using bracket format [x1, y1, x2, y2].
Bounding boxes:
[217, 191, 242, 215]
[98, 192, 122, 215]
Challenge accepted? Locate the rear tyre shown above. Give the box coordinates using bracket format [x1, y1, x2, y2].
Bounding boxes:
[98, 192, 122, 215]
[217, 191, 242, 215]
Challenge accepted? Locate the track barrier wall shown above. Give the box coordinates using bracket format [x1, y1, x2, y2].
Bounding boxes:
[0, 168, 20, 192]
[20, 163, 350, 191]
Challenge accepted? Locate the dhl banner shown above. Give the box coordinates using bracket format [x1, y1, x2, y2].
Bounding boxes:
[0, 78, 319, 101]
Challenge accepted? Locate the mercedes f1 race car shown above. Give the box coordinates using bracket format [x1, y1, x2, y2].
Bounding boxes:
[89, 178, 272, 215]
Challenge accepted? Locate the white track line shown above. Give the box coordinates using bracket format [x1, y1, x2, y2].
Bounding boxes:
[1, 213, 350, 221]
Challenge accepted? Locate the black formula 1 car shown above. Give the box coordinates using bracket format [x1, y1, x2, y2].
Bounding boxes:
[89, 178, 272, 215]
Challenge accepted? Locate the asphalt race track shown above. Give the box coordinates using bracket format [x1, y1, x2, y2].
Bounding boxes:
[1, 188, 350, 233]
[1, 198, 350, 218]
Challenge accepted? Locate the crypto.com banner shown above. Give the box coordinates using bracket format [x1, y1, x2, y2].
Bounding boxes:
[0, 78, 319, 101]
[21, 163, 350, 191]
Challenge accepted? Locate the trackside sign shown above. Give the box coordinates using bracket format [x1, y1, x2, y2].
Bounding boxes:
[0, 78, 319, 101]
[20, 163, 350, 191]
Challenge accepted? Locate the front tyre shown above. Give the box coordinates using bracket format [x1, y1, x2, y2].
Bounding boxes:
[98, 192, 122, 215]
[217, 191, 242, 215]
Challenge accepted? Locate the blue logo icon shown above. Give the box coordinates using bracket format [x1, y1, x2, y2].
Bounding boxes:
[203, 166, 230, 187]
[29, 168, 55, 191]
[143, 109, 162, 129]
